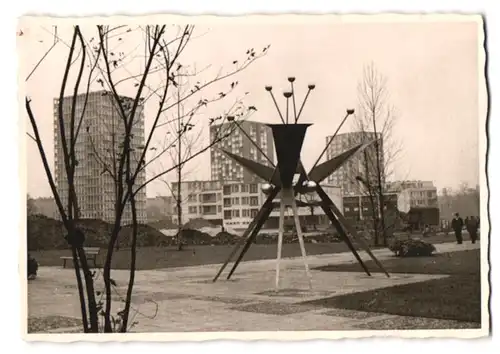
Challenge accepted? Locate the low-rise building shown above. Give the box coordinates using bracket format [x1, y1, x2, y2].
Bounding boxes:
[170, 180, 224, 225]
[395, 180, 438, 213]
[342, 193, 399, 223]
[169, 180, 343, 232]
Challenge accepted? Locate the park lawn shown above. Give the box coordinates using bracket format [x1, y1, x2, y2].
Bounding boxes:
[30, 242, 356, 270]
[303, 249, 481, 323]
[30, 231, 462, 270]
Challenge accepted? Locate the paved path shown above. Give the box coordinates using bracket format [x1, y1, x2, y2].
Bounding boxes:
[27, 241, 480, 333]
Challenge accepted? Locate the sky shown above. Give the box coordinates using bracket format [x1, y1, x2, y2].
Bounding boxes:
[19, 16, 484, 199]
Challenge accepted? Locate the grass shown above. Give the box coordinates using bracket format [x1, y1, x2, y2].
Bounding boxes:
[303, 249, 481, 323]
[30, 242, 353, 270]
[28, 315, 82, 333]
[314, 249, 480, 275]
[30, 231, 462, 270]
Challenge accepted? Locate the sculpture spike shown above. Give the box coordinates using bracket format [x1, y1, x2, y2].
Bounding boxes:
[220, 149, 279, 185]
[308, 140, 377, 183]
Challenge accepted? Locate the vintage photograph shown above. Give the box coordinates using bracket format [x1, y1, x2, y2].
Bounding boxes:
[19, 14, 488, 339]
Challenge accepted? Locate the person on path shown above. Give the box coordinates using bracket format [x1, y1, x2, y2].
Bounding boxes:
[451, 213, 464, 244]
[467, 216, 479, 244]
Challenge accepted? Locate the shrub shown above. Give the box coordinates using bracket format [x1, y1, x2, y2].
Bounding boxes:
[27, 253, 38, 279]
[388, 238, 436, 257]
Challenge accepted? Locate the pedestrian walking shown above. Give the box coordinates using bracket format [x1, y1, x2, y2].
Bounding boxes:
[467, 216, 479, 244]
[451, 213, 464, 244]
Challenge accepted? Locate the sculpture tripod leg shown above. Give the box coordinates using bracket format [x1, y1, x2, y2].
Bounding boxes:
[226, 205, 274, 280]
[213, 188, 280, 282]
[318, 200, 371, 276]
[290, 194, 313, 290]
[275, 198, 285, 290]
[275, 188, 313, 291]
[213, 223, 255, 282]
[316, 186, 390, 277]
[328, 200, 390, 278]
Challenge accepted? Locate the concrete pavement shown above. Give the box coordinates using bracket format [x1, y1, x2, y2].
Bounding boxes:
[27, 241, 481, 333]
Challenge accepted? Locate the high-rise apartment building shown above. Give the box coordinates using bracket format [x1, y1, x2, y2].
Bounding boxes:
[325, 131, 384, 195]
[54, 90, 147, 225]
[210, 120, 275, 183]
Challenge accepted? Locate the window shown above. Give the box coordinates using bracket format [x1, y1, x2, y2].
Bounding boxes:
[223, 185, 231, 195]
[241, 197, 249, 205]
[241, 184, 249, 193]
[250, 184, 258, 193]
[224, 210, 232, 220]
[232, 197, 240, 205]
[250, 209, 258, 217]
[250, 196, 259, 206]
[223, 198, 231, 207]
[188, 206, 197, 214]
[232, 210, 240, 218]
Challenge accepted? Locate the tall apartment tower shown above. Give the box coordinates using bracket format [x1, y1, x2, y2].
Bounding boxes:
[325, 131, 384, 195]
[54, 90, 147, 224]
[210, 120, 275, 182]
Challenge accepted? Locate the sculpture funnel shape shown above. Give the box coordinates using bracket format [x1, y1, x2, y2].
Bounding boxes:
[267, 123, 311, 187]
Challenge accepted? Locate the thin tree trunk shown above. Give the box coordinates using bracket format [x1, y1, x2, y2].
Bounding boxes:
[362, 150, 379, 246]
[75, 244, 99, 332]
[371, 109, 386, 246]
[70, 246, 89, 332]
[121, 184, 138, 332]
[176, 89, 184, 251]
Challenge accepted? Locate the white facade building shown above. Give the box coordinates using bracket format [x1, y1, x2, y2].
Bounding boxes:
[170, 180, 224, 224]
[169, 180, 343, 232]
[395, 180, 438, 213]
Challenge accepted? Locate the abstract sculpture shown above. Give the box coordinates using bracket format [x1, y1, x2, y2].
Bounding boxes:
[213, 77, 390, 290]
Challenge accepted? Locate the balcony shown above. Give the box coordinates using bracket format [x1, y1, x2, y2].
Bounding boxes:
[202, 206, 218, 216]
[201, 192, 218, 204]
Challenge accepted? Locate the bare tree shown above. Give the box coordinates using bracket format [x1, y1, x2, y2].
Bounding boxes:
[27, 194, 38, 216]
[26, 25, 100, 332]
[439, 182, 480, 221]
[352, 62, 402, 246]
[25, 23, 267, 332]
[156, 67, 245, 251]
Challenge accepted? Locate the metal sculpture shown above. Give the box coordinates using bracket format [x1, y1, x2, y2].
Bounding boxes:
[213, 77, 390, 290]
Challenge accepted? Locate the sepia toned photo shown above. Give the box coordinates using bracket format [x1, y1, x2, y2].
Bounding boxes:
[18, 14, 489, 341]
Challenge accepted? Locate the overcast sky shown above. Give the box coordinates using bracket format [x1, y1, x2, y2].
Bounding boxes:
[19, 15, 484, 198]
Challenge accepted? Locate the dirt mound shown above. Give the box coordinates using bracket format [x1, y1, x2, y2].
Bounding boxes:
[183, 218, 217, 230]
[27, 216, 171, 250]
[147, 219, 177, 230]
